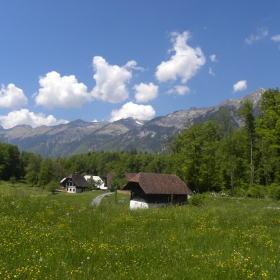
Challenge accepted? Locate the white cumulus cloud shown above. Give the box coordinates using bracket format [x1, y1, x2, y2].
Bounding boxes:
[0, 84, 28, 109]
[91, 56, 137, 103]
[155, 31, 206, 84]
[210, 54, 217, 62]
[124, 60, 144, 71]
[233, 80, 247, 92]
[134, 82, 158, 103]
[245, 27, 268, 44]
[0, 109, 68, 129]
[271, 34, 280, 42]
[167, 85, 190, 95]
[34, 71, 91, 109]
[110, 102, 155, 121]
[209, 68, 215, 76]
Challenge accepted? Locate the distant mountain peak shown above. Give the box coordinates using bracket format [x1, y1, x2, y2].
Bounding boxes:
[0, 88, 267, 158]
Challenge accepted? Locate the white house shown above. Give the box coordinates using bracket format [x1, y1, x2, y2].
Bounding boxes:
[60, 173, 90, 193]
[84, 175, 107, 190]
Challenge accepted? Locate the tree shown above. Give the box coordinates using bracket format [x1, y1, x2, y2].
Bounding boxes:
[216, 109, 237, 195]
[256, 88, 280, 184]
[238, 100, 256, 184]
[46, 181, 60, 194]
[20, 151, 33, 179]
[38, 157, 53, 187]
[87, 176, 103, 190]
[256, 88, 280, 148]
[216, 129, 249, 193]
[52, 162, 65, 182]
[25, 154, 42, 186]
[0, 142, 21, 180]
[170, 119, 220, 192]
[111, 170, 127, 191]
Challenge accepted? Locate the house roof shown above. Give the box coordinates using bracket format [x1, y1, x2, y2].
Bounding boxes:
[123, 172, 193, 195]
[106, 172, 137, 188]
[64, 174, 90, 188]
[125, 173, 138, 181]
[84, 175, 106, 189]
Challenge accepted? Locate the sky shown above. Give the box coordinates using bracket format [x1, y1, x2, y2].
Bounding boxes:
[0, 0, 280, 129]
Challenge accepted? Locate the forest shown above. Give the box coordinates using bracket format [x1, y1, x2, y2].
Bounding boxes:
[1, 88, 280, 198]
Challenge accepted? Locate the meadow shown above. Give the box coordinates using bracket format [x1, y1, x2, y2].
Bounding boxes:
[0, 184, 280, 279]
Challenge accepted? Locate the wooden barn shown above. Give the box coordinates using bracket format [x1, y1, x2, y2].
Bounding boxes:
[60, 173, 90, 193]
[123, 172, 193, 209]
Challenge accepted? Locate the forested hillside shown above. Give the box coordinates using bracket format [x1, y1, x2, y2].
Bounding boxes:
[1, 88, 280, 198]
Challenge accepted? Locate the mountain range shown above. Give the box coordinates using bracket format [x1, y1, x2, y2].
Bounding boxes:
[0, 88, 265, 159]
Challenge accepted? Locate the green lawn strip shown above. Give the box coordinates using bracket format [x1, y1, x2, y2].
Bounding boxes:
[46, 190, 106, 207]
[0, 181, 107, 206]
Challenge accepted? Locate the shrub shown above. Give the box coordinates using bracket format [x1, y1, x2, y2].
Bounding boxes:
[233, 187, 247, 197]
[246, 184, 266, 198]
[10, 176, 17, 187]
[269, 183, 280, 200]
[188, 193, 205, 206]
[46, 181, 60, 194]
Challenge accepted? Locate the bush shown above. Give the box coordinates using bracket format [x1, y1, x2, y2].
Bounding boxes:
[246, 184, 266, 198]
[188, 194, 205, 206]
[233, 187, 247, 197]
[46, 182, 60, 194]
[269, 183, 280, 200]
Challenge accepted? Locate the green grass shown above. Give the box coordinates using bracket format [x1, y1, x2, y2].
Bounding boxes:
[46, 190, 106, 207]
[0, 181, 108, 206]
[0, 188, 280, 279]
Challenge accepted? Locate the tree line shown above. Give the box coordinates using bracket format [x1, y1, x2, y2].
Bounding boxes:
[1, 88, 280, 198]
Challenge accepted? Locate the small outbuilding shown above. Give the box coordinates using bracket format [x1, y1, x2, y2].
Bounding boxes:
[123, 172, 193, 209]
[60, 173, 90, 193]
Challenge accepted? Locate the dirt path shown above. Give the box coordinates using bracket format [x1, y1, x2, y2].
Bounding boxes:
[90, 192, 113, 206]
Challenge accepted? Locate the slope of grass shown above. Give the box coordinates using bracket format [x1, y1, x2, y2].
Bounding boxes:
[0, 192, 279, 279]
[0, 181, 109, 207]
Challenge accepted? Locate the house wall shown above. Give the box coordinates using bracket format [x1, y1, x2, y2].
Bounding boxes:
[130, 199, 168, 210]
[67, 187, 77, 193]
[65, 180, 77, 193]
[131, 192, 187, 204]
[65, 180, 85, 193]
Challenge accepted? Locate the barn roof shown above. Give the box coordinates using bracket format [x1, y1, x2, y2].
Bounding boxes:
[125, 173, 138, 181]
[123, 172, 193, 195]
[65, 174, 90, 188]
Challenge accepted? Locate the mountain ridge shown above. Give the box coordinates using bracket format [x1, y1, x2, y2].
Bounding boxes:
[0, 88, 266, 158]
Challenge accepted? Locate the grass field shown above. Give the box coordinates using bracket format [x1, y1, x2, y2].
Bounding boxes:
[0, 184, 280, 279]
[0, 182, 108, 206]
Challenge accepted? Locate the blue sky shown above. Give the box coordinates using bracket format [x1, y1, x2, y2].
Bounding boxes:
[0, 0, 279, 129]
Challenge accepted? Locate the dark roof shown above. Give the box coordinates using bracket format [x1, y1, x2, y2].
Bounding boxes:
[66, 174, 90, 188]
[125, 173, 138, 181]
[123, 172, 193, 195]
